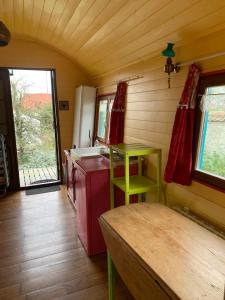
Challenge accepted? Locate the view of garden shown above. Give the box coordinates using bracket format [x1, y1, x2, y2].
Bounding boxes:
[202, 120, 225, 178]
[199, 86, 225, 179]
[10, 70, 57, 185]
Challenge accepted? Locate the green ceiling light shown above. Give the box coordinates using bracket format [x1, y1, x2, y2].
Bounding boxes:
[0, 21, 11, 47]
[161, 42, 175, 57]
[161, 42, 180, 88]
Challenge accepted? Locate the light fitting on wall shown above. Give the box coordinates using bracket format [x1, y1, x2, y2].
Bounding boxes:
[0, 21, 11, 46]
[161, 42, 180, 88]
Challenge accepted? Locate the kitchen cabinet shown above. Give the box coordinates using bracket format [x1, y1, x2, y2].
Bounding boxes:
[64, 151, 138, 255]
[74, 156, 110, 255]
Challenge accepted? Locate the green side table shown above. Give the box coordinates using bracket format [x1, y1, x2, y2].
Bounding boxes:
[109, 143, 162, 208]
[108, 144, 162, 299]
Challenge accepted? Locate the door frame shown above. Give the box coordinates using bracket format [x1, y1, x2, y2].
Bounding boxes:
[0, 68, 20, 190]
[5, 67, 62, 190]
[51, 69, 63, 185]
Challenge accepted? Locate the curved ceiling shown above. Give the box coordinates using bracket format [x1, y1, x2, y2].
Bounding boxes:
[1, 0, 225, 78]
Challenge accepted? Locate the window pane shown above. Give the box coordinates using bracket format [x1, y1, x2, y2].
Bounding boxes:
[196, 86, 225, 179]
[97, 100, 107, 139]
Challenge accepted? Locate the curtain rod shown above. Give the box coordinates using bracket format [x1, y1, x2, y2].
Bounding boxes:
[177, 50, 225, 67]
[96, 74, 143, 89]
[96, 51, 225, 88]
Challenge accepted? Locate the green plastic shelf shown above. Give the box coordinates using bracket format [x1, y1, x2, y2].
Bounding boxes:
[112, 175, 157, 195]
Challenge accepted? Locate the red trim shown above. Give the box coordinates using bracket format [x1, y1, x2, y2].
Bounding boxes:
[200, 69, 225, 77]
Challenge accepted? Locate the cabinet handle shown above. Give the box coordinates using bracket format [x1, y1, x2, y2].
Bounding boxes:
[72, 167, 77, 202]
[73, 167, 77, 183]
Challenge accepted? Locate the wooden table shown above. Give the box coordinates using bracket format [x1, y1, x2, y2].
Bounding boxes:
[99, 203, 225, 300]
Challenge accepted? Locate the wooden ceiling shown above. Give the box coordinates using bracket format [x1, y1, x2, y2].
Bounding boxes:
[1, 0, 225, 78]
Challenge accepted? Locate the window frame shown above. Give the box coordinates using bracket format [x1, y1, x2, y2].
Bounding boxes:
[193, 71, 225, 191]
[94, 93, 115, 145]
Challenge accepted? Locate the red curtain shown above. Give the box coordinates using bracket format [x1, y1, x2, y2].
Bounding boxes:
[109, 81, 127, 145]
[164, 64, 201, 185]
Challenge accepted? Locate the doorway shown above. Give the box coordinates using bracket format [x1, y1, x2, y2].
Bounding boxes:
[9, 69, 61, 188]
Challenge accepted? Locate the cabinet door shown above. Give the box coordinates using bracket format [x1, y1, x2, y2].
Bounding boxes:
[66, 157, 76, 203]
[76, 169, 89, 254]
[89, 170, 109, 254]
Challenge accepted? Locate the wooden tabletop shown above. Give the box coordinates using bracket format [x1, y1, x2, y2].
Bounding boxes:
[100, 203, 225, 300]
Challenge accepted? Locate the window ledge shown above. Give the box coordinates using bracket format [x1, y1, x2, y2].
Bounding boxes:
[192, 177, 225, 194]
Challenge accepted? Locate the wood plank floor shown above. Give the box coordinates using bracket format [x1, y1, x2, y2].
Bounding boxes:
[0, 186, 132, 300]
[19, 166, 57, 187]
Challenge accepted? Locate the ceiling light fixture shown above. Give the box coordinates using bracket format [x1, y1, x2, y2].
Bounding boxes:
[0, 21, 11, 47]
[161, 42, 180, 88]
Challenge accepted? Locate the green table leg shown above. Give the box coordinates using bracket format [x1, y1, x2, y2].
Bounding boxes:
[138, 193, 142, 203]
[125, 154, 130, 205]
[125, 193, 130, 205]
[110, 148, 115, 209]
[138, 156, 142, 203]
[107, 251, 116, 300]
[156, 150, 162, 202]
[138, 156, 142, 176]
[110, 182, 115, 209]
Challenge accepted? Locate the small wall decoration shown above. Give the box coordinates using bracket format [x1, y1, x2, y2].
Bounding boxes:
[59, 100, 69, 110]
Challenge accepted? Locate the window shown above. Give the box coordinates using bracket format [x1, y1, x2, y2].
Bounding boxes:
[193, 72, 225, 190]
[94, 93, 115, 144]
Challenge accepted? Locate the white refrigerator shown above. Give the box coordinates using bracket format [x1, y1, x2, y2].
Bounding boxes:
[72, 85, 96, 148]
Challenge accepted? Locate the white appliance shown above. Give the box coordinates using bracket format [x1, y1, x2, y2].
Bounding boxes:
[72, 86, 96, 148]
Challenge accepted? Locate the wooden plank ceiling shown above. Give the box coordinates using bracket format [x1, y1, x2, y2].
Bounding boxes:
[1, 0, 225, 78]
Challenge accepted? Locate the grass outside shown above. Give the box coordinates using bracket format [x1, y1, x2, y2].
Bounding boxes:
[201, 122, 225, 178]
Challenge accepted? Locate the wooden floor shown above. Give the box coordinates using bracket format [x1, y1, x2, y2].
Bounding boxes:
[19, 166, 57, 187]
[0, 186, 132, 300]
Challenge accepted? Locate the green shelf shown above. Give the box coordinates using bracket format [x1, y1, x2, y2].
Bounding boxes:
[112, 175, 157, 195]
[110, 143, 162, 208]
[111, 143, 159, 156]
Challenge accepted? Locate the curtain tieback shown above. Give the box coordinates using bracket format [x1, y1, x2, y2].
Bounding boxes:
[111, 108, 125, 112]
[178, 104, 189, 109]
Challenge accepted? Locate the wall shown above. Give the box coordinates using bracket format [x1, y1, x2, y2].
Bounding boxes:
[93, 34, 225, 230]
[0, 38, 90, 159]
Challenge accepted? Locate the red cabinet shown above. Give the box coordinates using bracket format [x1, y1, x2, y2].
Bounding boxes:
[75, 169, 89, 252]
[74, 156, 110, 255]
[65, 151, 76, 208]
[64, 152, 138, 256]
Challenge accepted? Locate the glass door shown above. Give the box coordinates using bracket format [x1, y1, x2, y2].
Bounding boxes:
[9, 69, 60, 188]
[0, 68, 19, 191]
